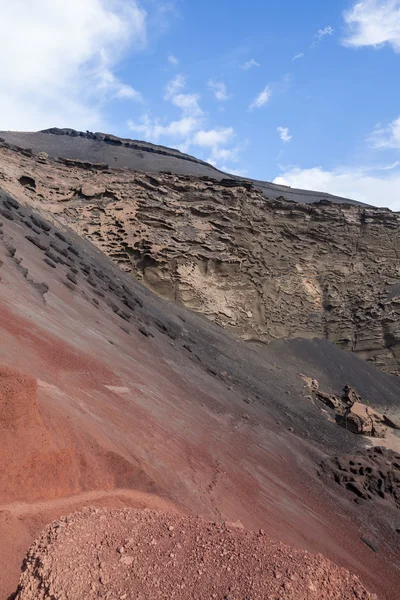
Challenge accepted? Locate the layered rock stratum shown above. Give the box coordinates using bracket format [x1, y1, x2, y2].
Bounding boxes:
[0, 130, 399, 374]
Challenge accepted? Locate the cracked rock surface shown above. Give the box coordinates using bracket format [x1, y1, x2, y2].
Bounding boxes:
[0, 131, 399, 374]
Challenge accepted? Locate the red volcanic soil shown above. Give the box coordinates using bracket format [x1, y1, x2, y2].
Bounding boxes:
[0, 365, 79, 503]
[0, 193, 399, 599]
[15, 508, 375, 600]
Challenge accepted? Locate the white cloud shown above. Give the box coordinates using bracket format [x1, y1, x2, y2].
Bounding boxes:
[194, 127, 234, 148]
[277, 127, 292, 143]
[249, 85, 272, 109]
[128, 114, 200, 140]
[208, 80, 230, 101]
[241, 58, 260, 70]
[0, 0, 147, 131]
[164, 74, 203, 117]
[273, 163, 400, 209]
[129, 75, 205, 143]
[128, 76, 241, 171]
[311, 25, 334, 47]
[369, 115, 400, 148]
[168, 53, 179, 65]
[292, 53, 305, 61]
[343, 0, 400, 51]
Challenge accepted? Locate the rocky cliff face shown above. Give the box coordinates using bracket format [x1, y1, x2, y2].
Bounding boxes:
[0, 135, 399, 374]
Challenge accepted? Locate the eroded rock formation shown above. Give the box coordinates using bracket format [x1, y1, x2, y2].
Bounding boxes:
[0, 135, 399, 374]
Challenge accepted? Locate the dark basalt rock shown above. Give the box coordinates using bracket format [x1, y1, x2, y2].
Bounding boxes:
[0, 208, 14, 220]
[44, 257, 57, 269]
[321, 447, 400, 509]
[66, 272, 77, 285]
[54, 231, 68, 243]
[3, 196, 19, 209]
[50, 241, 68, 257]
[25, 235, 48, 251]
[30, 215, 51, 232]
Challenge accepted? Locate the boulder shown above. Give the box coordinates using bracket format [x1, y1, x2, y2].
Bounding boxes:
[338, 402, 387, 438]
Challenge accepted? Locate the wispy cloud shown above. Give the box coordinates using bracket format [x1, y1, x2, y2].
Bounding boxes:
[168, 53, 179, 65]
[208, 80, 230, 101]
[369, 115, 400, 149]
[277, 126, 292, 143]
[241, 58, 260, 70]
[311, 25, 334, 48]
[292, 52, 305, 61]
[343, 0, 400, 52]
[249, 85, 271, 109]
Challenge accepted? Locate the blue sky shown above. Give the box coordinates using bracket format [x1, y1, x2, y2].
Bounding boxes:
[1, 1, 400, 208]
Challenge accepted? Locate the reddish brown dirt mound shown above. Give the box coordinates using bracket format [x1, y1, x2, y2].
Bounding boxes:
[14, 508, 375, 600]
[321, 446, 400, 507]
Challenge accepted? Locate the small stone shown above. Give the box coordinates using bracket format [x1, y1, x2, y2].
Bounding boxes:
[120, 555, 134, 566]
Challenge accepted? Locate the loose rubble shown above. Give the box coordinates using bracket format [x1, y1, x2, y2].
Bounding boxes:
[14, 508, 376, 600]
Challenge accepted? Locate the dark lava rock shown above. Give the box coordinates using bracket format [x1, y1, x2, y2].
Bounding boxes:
[44, 249, 59, 264]
[321, 446, 400, 508]
[0, 207, 14, 220]
[68, 245, 81, 258]
[3, 196, 19, 209]
[62, 280, 76, 291]
[87, 276, 97, 288]
[66, 272, 77, 285]
[50, 241, 69, 257]
[25, 235, 48, 252]
[44, 257, 57, 269]
[30, 215, 51, 232]
[138, 326, 153, 338]
[117, 310, 131, 322]
[360, 536, 379, 553]
[54, 231, 68, 243]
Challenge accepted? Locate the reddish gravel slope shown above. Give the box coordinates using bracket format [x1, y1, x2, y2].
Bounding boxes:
[14, 507, 375, 600]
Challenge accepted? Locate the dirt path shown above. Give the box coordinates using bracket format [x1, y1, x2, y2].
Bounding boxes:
[0, 488, 180, 600]
[0, 488, 180, 519]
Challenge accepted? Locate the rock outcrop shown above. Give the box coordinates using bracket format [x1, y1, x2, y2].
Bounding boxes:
[0, 134, 399, 374]
[321, 446, 400, 508]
